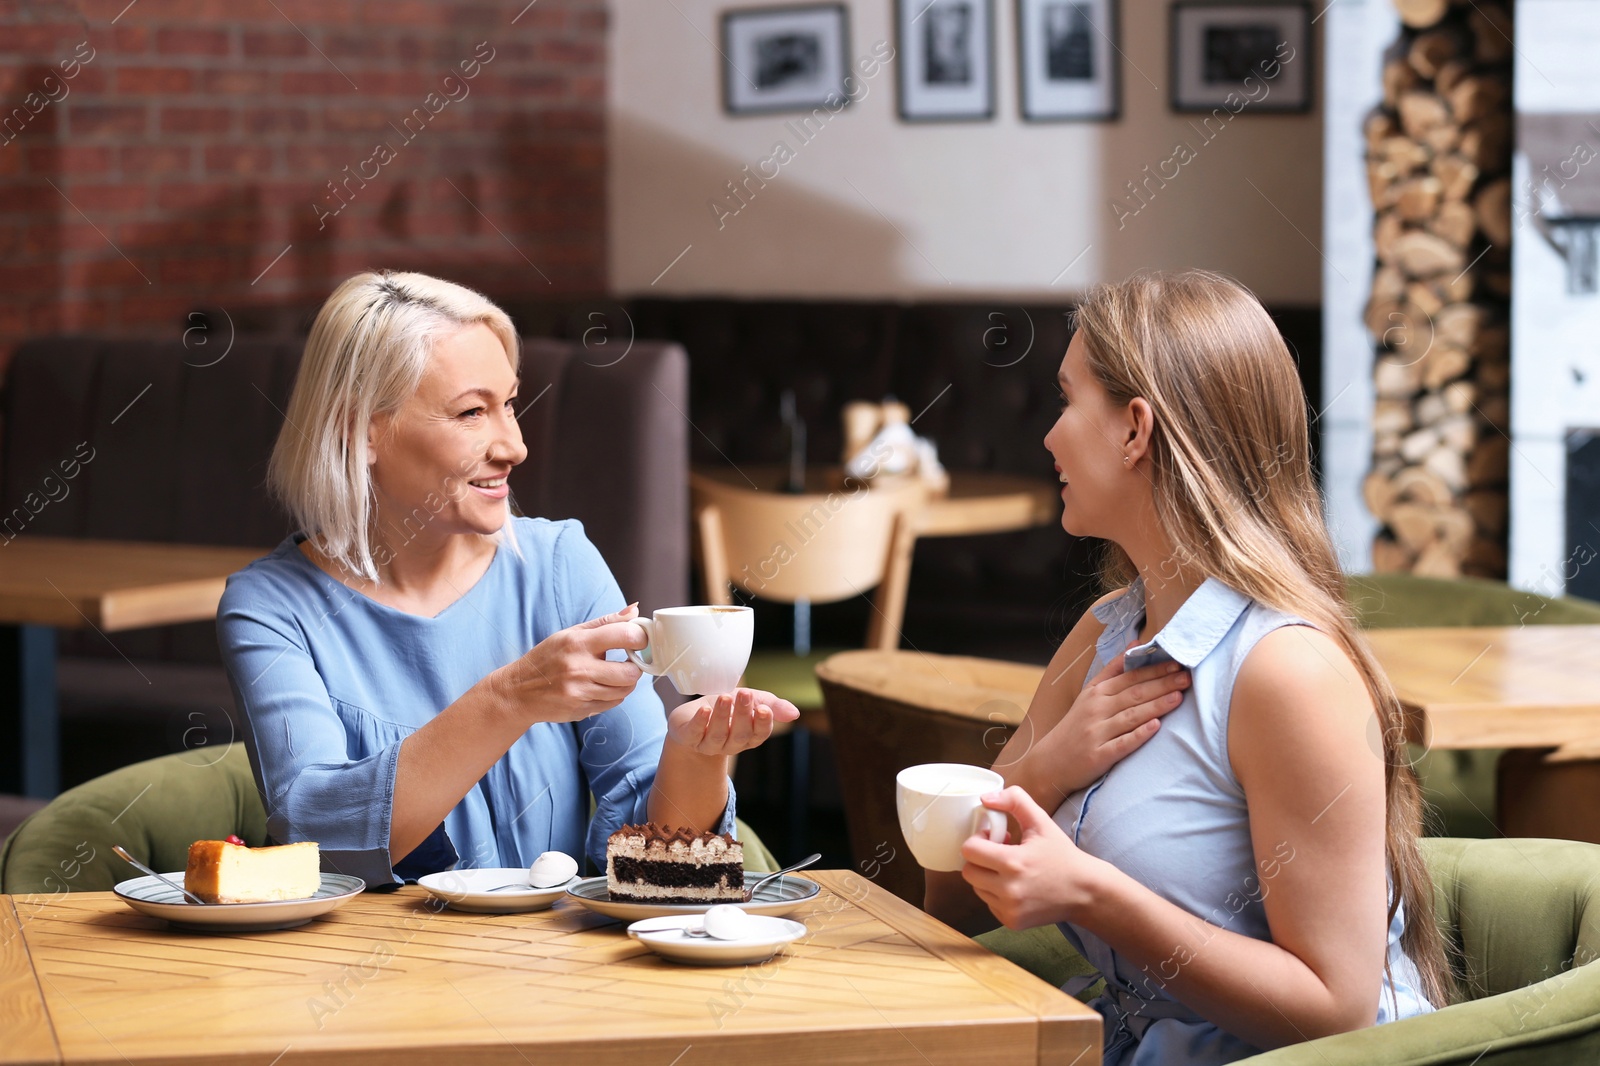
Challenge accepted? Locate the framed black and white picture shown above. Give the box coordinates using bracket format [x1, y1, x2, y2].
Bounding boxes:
[896, 0, 996, 121]
[722, 4, 851, 116]
[1170, 1, 1311, 113]
[1016, 0, 1120, 121]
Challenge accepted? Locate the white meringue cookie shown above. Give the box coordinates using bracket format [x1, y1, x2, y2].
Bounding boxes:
[702, 903, 755, 940]
[528, 851, 579, 889]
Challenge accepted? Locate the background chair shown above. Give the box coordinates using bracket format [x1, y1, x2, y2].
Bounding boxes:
[1345, 573, 1600, 839]
[0, 744, 777, 892]
[692, 471, 926, 852]
[816, 648, 1042, 904]
[977, 836, 1600, 1065]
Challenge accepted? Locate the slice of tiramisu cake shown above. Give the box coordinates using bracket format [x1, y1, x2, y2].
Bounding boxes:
[605, 823, 744, 904]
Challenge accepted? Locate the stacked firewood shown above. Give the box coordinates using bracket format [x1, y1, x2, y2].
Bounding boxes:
[1361, 0, 1513, 577]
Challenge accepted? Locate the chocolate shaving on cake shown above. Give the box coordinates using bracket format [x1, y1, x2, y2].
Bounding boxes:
[607, 822, 739, 847]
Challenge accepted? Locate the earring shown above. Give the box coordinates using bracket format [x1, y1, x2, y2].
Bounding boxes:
[1123, 456, 1131, 465]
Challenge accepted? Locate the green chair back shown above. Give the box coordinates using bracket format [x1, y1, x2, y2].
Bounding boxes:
[978, 837, 1600, 1065]
[0, 743, 778, 893]
[1345, 573, 1600, 629]
[0, 743, 268, 893]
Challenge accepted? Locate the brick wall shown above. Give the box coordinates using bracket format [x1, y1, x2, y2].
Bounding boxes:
[0, 0, 607, 367]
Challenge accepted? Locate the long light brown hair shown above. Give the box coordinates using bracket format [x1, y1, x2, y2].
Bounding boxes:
[1073, 270, 1451, 1007]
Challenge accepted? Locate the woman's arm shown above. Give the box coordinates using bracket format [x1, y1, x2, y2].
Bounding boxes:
[221, 602, 407, 883]
[651, 687, 798, 831]
[389, 606, 649, 861]
[553, 525, 798, 860]
[963, 626, 1390, 1050]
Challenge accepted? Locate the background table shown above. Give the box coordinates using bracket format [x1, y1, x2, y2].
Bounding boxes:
[3, 870, 1099, 1066]
[0, 537, 265, 797]
[691, 465, 1059, 540]
[1365, 625, 1600, 753]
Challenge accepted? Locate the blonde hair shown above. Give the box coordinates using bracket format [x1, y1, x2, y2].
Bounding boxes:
[268, 270, 520, 582]
[1073, 270, 1451, 1008]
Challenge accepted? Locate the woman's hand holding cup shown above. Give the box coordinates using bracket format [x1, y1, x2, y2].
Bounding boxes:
[491, 604, 648, 724]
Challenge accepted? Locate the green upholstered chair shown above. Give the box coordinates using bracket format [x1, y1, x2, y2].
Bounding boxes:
[977, 836, 1600, 1065]
[0, 744, 777, 893]
[1345, 574, 1600, 839]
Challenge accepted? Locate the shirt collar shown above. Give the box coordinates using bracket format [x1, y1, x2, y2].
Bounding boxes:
[1092, 576, 1252, 668]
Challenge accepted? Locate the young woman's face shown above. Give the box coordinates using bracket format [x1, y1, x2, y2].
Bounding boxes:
[1043, 332, 1134, 540]
[368, 322, 528, 542]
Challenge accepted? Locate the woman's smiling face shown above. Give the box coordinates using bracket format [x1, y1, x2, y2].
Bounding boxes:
[1044, 332, 1134, 540]
[367, 322, 528, 543]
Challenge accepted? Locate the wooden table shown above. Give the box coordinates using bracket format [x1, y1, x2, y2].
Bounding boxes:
[2, 871, 1099, 1066]
[691, 465, 1060, 540]
[0, 537, 265, 797]
[1365, 625, 1600, 754]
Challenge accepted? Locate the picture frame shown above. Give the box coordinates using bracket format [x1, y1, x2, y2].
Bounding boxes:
[896, 0, 996, 122]
[1169, 1, 1312, 114]
[721, 4, 852, 116]
[1015, 0, 1120, 122]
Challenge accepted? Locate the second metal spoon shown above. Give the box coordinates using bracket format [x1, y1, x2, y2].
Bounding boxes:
[744, 852, 822, 901]
[112, 845, 207, 906]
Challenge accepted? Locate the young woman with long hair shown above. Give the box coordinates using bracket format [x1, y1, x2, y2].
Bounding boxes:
[924, 271, 1448, 1064]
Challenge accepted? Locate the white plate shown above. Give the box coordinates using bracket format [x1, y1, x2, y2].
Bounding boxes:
[565, 872, 820, 922]
[416, 868, 576, 913]
[112, 872, 365, 932]
[628, 914, 807, 965]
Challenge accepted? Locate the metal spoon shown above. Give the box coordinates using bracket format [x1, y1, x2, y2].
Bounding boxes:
[483, 878, 573, 892]
[112, 845, 207, 906]
[743, 852, 822, 902]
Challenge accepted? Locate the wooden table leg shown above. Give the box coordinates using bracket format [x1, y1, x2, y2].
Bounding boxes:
[0, 624, 59, 798]
[1497, 748, 1600, 844]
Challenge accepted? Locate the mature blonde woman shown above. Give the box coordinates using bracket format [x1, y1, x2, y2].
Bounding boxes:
[925, 272, 1447, 1064]
[218, 271, 796, 885]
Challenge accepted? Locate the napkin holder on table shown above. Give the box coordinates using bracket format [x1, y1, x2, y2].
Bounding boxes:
[841, 400, 949, 497]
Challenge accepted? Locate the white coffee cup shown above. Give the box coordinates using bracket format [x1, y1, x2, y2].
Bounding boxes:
[896, 762, 1008, 872]
[626, 605, 753, 696]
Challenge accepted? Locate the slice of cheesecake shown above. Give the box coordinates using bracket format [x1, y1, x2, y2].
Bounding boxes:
[184, 840, 321, 904]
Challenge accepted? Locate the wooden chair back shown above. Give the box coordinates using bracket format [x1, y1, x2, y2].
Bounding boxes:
[690, 473, 926, 651]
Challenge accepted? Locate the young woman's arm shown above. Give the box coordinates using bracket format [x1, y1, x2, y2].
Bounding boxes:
[924, 590, 1189, 932]
[962, 625, 1390, 1050]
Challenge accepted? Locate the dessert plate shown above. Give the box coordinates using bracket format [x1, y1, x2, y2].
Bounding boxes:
[628, 914, 807, 965]
[417, 868, 575, 913]
[113, 872, 365, 932]
[565, 872, 821, 922]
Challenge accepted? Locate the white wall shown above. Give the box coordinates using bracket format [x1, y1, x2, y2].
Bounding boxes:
[1321, 0, 1395, 572]
[609, 0, 1323, 303]
[1509, 0, 1600, 593]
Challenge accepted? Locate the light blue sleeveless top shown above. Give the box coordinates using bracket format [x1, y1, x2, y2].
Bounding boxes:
[1052, 578, 1434, 1065]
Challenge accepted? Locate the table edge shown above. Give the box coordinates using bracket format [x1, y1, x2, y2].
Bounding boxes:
[811, 872, 1098, 1025]
[0, 897, 62, 1066]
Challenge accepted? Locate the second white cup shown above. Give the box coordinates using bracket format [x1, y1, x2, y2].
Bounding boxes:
[626, 605, 753, 696]
[896, 762, 1008, 872]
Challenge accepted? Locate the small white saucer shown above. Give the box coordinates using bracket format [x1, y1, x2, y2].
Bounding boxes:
[627, 914, 807, 965]
[417, 868, 576, 913]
